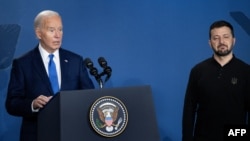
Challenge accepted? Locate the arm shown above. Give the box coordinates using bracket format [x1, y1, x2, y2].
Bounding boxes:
[246, 66, 250, 125]
[182, 69, 198, 141]
[5, 59, 35, 117]
[5, 59, 52, 117]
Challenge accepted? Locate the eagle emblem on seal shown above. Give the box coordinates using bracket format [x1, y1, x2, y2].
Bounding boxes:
[89, 96, 128, 137]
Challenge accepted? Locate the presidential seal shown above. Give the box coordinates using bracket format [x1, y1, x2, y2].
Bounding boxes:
[89, 96, 128, 137]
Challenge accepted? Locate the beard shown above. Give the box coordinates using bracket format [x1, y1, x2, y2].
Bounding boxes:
[213, 44, 233, 56]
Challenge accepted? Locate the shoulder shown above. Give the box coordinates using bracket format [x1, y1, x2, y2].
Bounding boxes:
[232, 56, 249, 67]
[59, 48, 83, 59]
[14, 47, 38, 63]
[232, 57, 250, 73]
[59, 48, 87, 64]
[186, 57, 214, 78]
[192, 58, 213, 71]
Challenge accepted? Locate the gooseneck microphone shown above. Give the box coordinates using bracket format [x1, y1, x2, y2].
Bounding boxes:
[84, 57, 112, 88]
[84, 58, 103, 88]
[98, 57, 112, 82]
[98, 57, 107, 68]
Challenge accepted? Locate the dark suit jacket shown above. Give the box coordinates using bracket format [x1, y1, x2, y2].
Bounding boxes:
[5, 46, 94, 141]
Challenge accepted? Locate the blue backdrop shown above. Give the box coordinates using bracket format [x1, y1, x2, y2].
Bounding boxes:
[0, 0, 250, 140]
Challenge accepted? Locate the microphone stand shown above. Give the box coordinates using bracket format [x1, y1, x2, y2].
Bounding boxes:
[97, 77, 104, 89]
[84, 57, 111, 89]
[97, 72, 106, 89]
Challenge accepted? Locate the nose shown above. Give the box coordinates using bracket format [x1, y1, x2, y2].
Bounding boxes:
[218, 37, 224, 44]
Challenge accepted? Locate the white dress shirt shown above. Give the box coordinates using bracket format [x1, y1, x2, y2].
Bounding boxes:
[38, 44, 61, 88]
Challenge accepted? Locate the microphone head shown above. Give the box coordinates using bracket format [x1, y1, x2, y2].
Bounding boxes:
[104, 66, 112, 76]
[90, 67, 98, 77]
[84, 58, 93, 69]
[98, 57, 107, 68]
[104, 66, 112, 82]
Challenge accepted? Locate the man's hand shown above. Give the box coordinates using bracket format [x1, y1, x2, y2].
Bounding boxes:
[32, 95, 53, 110]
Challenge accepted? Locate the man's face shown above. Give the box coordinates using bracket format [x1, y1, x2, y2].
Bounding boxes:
[209, 26, 235, 56]
[36, 15, 63, 53]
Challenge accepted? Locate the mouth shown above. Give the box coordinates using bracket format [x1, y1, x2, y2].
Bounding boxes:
[218, 44, 227, 49]
[53, 41, 61, 45]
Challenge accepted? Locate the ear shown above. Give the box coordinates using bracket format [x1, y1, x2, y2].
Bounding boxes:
[35, 28, 42, 39]
[208, 40, 212, 48]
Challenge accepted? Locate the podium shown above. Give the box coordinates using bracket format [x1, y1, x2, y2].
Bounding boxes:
[38, 85, 160, 141]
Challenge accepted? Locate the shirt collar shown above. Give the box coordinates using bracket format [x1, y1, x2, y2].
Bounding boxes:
[38, 44, 59, 60]
[211, 54, 236, 67]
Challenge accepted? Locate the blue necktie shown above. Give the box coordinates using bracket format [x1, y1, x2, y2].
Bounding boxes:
[48, 54, 59, 94]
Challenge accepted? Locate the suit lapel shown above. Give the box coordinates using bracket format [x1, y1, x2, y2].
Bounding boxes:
[59, 49, 70, 90]
[32, 47, 54, 94]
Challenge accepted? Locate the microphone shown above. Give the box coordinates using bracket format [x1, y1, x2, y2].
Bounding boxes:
[84, 58, 100, 82]
[84, 58, 94, 69]
[98, 57, 112, 82]
[98, 57, 107, 68]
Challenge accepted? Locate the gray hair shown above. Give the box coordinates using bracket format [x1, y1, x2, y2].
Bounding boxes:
[34, 10, 60, 29]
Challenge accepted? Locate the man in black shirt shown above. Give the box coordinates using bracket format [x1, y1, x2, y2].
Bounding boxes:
[182, 20, 250, 141]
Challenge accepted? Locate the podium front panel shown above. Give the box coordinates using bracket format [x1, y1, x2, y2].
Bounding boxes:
[38, 85, 160, 141]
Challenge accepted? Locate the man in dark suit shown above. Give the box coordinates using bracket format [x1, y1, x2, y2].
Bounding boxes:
[5, 10, 95, 141]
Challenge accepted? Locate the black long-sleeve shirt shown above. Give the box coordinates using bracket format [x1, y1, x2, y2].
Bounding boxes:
[182, 55, 250, 141]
